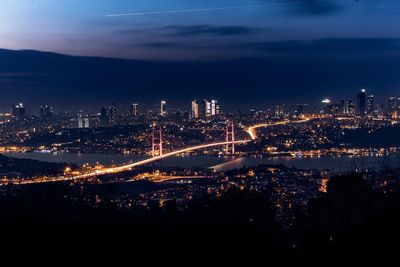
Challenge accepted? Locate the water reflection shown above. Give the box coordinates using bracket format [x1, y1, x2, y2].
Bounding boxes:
[5, 152, 399, 172]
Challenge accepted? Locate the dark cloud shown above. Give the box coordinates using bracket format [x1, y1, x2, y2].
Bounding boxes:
[140, 42, 178, 49]
[277, 0, 344, 16]
[137, 38, 400, 61]
[166, 25, 257, 37]
[236, 38, 400, 56]
[138, 41, 217, 51]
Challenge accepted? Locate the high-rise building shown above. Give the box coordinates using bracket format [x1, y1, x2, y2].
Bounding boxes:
[357, 89, 367, 116]
[203, 99, 220, 118]
[40, 105, 54, 119]
[109, 102, 118, 124]
[340, 99, 346, 114]
[295, 104, 305, 116]
[210, 100, 220, 116]
[204, 100, 212, 118]
[275, 105, 285, 117]
[367, 95, 374, 115]
[11, 103, 26, 119]
[321, 98, 331, 114]
[84, 117, 90, 128]
[78, 114, 90, 128]
[346, 100, 355, 115]
[388, 97, 397, 114]
[130, 103, 139, 117]
[377, 102, 385, 116]
[77, 111, 84, 128]
[191, 100, 200, 119]
[160, 100, 167, 117]
[99, 107, 108, 126]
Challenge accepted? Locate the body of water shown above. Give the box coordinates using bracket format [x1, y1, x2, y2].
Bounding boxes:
[5, 152, 399, 172]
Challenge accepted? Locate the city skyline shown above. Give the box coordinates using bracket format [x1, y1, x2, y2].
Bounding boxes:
[2, 88, 398, 116]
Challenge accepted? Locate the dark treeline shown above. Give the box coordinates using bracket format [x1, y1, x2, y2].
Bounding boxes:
[0, 154, 76, 178]
[1, 174, 400, 259]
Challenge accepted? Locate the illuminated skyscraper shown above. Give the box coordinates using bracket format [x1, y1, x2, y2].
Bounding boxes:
[77, 111, 84, 128]
[321, 99, 331, 114]
[344, 99, 355, 115]
[84, 117, 90, 128]
[275, 104, 285, 117]
[109, 102, 118, 124]
[160, 100, 167, 117]
[388, 97, 397, 113]
[191, 100, 200, 119]
[211, 100, 220, 116]
[203, 99, 220, 118]
[130, 103, 139, 117]
[11, 103, 26, 119]
[367, 95, 374, 115]
[357, 89, 367, 116]
[78, 111, 90, 129]
[204, 100, 211, 118]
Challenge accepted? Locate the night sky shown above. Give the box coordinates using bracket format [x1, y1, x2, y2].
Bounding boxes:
[1, 0, 400, 111]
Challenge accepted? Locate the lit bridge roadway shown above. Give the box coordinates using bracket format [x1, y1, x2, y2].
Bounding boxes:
[74, 118, 312, 179]
[1, 140, 249, 185]
[72, 140, 249, 180]
[245, 118, 312, 140]
[1, 118, 313, 185]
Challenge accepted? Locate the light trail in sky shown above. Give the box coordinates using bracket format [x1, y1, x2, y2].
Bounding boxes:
[106, 4, 268, 17]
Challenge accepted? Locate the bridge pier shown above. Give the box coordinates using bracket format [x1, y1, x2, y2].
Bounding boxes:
[226, 121, 235, 155]
[152, 124, 163, 157]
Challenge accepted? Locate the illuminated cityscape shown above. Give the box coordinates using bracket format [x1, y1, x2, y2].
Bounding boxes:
[1, 0, 400, 258]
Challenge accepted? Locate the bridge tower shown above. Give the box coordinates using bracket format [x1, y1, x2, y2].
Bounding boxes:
[152, 124, 163, 157]
[226, 120, 235, 155]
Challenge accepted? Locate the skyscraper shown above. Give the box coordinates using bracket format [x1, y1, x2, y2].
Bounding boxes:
[210, 100, 220, 116]
[191, 100, 200, 119]
[377, 102, 385, 116]
[203, 99, 220, 118]
[160, 100, 167, 117]
[346, 100, 355, 115]
[77, 111, 84, 128]
[340, 99, 345, 114]
[204, 100, 212, 118]
[321, 99, 331, 114]
[357, 89, 367, 116]
[99, 107, 108, 126]
[130, 103, 139, 117]
[388, 97, 397, 114]
[84, 117, 90, 128]
[295, 104, 306, 116]
[78, 111, 90, 129]
[11, 103, 26, 120]
[109, 102, 118, 124]
[275, 104, 285, 117]
[367, 95, 374, 115]
[40, 105, 54, 119]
